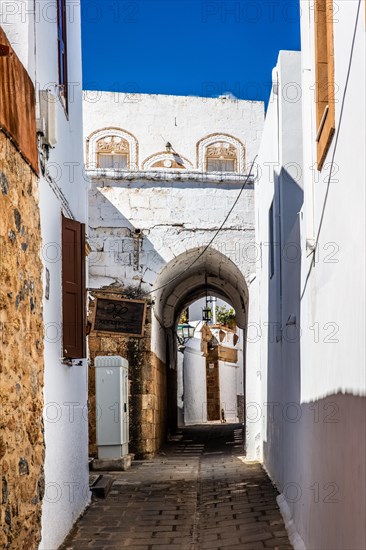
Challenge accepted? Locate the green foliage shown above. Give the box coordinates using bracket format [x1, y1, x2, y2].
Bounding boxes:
[215, 305, 236, 327]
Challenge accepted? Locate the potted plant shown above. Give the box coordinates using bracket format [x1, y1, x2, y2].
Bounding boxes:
[215, 305, 236, 330]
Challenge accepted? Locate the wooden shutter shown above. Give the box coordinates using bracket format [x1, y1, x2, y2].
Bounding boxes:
[314, 0, 335, 170]
[62, 215, 86, 358]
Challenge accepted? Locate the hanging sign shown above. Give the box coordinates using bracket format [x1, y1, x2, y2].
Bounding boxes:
[92, 297, 146, 337]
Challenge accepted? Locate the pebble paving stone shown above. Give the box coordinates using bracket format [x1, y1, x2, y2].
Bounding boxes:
[61, 424, 293, 550]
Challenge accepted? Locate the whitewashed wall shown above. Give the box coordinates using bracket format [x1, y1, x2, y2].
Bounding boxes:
[181, 325, 243, 425]
[36, 3, 90, 547]
[255, 11, 366, 547]
[296, 2, 366, 548]
[83, 92, 263, 172]
[3, 1, 91, 548]
[245, 274, 261, 461]
[36, 3, 91, 546]
[182, 337, 207, 425]
[0, 0, 36, 80]
[88, 177, 256, 292]
[219, 361, 240, 423]
[83, 93, 264, 298]
[84, 92, 264, 374]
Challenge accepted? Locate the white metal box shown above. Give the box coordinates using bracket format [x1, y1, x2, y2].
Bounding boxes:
[37, 90, 57, 147]
[95, 355, 129, 460]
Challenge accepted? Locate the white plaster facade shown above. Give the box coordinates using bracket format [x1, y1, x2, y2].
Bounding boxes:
[83, 92, 262, 174]
[253, 1, 366, 545]
[84, 93, 264, 387]
[177, 318, 244, 426]
[1, 1, 91, 547]
[180, 336, 207, 425]
[84, 93, 263, 469]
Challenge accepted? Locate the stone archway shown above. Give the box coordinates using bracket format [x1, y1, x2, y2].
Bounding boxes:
[150, 246, 249, 439]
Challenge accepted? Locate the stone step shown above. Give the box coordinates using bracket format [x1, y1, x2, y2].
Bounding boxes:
[90, 474, 114, 499]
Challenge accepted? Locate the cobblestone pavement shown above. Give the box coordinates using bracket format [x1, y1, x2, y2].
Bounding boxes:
[61, 424, 292, 550]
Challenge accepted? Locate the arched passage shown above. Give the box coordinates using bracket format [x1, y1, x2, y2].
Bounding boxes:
[154, 246, 249, 328]
[151, 247, 249, 438]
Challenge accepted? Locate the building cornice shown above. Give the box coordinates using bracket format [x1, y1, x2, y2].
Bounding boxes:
[86, 168, 254, 185]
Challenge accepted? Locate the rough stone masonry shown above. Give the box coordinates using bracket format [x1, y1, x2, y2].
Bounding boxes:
[0, 132, 45, 549]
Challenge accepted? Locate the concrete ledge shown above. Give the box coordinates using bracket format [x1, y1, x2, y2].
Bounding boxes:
[91, 454, 134, 471]
[87, 168, 255, 185]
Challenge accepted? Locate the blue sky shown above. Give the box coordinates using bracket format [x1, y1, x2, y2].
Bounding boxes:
[80, 0, 300, 105]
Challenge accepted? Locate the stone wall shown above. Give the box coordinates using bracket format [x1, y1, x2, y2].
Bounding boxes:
[0, 132, 44, 549]
[88, 290, 167, 459]
[85, 92, 262, 458]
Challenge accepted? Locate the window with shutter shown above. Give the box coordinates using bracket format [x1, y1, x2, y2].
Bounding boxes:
[62, 215, 86, 359]
[314, 0, 335, 170]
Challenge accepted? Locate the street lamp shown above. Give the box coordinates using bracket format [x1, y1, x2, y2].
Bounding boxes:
[202, 306, 212, 323]
[176, 323, 195, 347]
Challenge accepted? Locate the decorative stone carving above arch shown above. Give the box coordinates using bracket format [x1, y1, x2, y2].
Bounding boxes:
[197, 133, 245, 173]
[86, 127, 139, 170]
[142, 151, 193, 171]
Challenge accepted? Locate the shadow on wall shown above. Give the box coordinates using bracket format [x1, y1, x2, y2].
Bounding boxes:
[264, 168, 366, 549]
[264, 166, 303, 479]
[88, 183, 168, 458]
[89, 184, 166, 290]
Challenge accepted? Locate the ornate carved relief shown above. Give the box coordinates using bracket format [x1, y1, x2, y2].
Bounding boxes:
[96, 136, 129, 154]
[86, 128, 138, 170]
[197, 133, 245, 173]
[206, 142, 237, 159]
[142, 151, 193, 170]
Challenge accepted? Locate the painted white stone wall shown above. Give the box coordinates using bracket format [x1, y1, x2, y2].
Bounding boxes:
[182, 337, 207, 425]
[255, 6, 366, 545]
[83, 94, 264, 296]
[0, 0, 36, 81]
[2, 2, 92, 548]
[83, 92, 263, 173]
[84, 92, 264, 373]
[297, 3, 365, 548]
[244, 273, 261, 461]
[36, 4, 91, 546]
[181, 324, 243, 425]
[88, 177, 256, 289]
[219, 360, 240, 423]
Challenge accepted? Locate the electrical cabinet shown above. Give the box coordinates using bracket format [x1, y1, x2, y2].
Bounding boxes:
[94, 355, 129, 459]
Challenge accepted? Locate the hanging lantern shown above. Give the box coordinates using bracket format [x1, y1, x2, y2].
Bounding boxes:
[202, 306, 212, 323]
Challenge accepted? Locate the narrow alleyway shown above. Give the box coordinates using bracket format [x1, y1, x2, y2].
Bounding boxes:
[61, 425, 292, 550]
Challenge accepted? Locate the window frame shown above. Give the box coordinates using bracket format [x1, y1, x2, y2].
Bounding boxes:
[314, 0, 335, 170]
[206, 158, 236, 173]
[57, 0, 68, 113]
[97, 152, 129, 170]
[205, 142, 238, 173]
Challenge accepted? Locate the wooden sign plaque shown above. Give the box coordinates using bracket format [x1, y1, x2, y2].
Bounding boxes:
[93, 297, 146, 337]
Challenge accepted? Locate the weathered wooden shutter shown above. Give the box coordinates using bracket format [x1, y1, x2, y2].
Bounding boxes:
[62, 215, 86, 358]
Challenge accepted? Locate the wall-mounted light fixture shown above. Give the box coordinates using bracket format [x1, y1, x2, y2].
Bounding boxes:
[177, 323, 195, 347]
